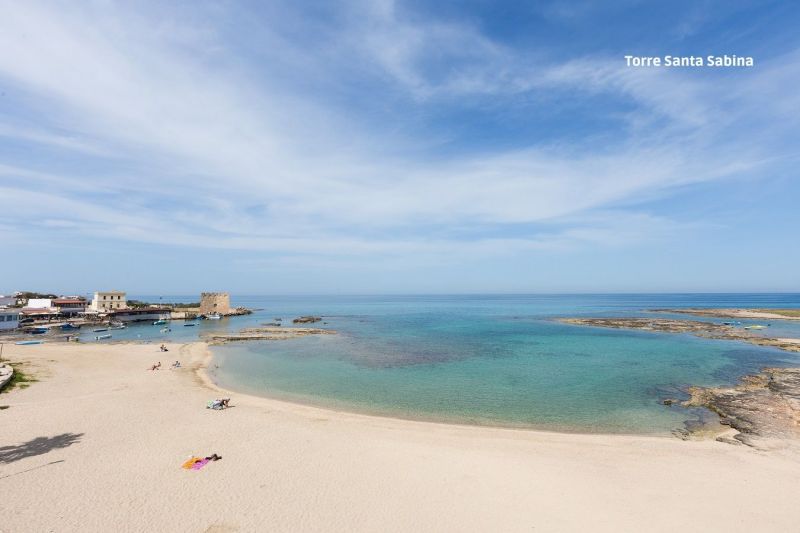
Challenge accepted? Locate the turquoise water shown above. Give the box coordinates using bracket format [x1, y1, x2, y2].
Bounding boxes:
[86, 294, 800, 434]
[196, 294, 800, 434]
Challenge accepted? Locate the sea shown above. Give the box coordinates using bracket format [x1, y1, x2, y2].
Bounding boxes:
[79, 293, 800, 435]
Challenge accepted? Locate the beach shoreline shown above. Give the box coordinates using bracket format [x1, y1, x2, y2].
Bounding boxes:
[2, 341, 800, 532]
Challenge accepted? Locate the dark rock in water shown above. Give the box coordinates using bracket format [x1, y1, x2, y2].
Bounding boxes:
[293, 316, 322, 324]
[662, 399, 676, 406]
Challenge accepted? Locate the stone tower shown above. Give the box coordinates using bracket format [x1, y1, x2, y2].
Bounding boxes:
[199, 292, 231, 315]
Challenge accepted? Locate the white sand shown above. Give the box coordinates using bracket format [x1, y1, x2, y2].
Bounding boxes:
[1, 342, 799, 532]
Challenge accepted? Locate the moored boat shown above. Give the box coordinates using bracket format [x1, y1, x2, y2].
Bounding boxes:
[153, 320, 167, 325]
[95, 334, 112, 340]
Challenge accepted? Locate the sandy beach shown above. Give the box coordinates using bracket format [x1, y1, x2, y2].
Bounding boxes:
[2, 342, 800, 533]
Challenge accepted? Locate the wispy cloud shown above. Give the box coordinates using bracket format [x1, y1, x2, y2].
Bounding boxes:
[0, 0, 796, 270]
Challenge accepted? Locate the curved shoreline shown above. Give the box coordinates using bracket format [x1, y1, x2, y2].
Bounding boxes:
[194, 341, 706, 439]
[4, 340, 800, 531]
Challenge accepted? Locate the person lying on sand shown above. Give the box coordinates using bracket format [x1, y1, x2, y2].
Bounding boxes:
[207, 398, 231, 410]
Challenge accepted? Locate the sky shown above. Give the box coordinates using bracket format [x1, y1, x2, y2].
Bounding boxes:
[0, 0, 798, 295]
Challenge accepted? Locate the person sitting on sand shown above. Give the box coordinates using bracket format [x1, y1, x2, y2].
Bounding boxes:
[160, 344, 168, 352]
[149, 362, 161, 371]
[170, 360, 181, 369]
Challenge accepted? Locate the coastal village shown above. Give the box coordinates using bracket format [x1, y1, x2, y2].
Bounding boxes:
[0, 290, 251, 337]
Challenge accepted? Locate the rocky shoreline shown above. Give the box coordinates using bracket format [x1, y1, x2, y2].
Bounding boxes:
[651, 308, 800, 320]
[559, 317, 800, 352]
[202, 326, 336, 344]
[685, 368, 800, 448]
[560, 317, 800, 447]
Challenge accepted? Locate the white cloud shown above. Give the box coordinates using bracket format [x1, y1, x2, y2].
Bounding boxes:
[0, 0, 795, 265]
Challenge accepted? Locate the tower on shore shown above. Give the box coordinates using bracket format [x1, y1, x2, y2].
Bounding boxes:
[199, 292, 231, 315]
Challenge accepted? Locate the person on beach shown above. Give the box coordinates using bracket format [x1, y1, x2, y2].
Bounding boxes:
[207, 398, 231, 409]
[160, 344, 168, 352]
[170, 360, 181, 369]
[149, 362, 161, 371]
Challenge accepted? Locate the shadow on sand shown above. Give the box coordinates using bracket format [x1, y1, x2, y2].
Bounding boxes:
[0, 433, 84, 464]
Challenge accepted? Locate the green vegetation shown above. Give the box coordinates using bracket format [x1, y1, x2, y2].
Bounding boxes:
[1, 363, 38, 393]
[769, 309, 800, 318]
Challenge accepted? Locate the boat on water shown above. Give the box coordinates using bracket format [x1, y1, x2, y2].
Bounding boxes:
[95, 334, 112, 340]
[207, 313, 222, 320]
[110, 324, 127, 330]
[744, 325, 767, 330]
[93, 328, 109, 332]
[30, 327, 49, 335]
[61, 323, 80, 331]
[16, 340, 43, 345]
[153, 320, 167, 326]
[184, 323, 197, 327]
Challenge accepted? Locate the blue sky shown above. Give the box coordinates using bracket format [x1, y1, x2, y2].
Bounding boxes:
[0, 0, 798, 294]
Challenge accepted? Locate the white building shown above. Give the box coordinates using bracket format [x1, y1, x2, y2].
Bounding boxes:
[27, 298, 53, 309]
[0, 308, 20, 331]
[89, 291, 127, 311]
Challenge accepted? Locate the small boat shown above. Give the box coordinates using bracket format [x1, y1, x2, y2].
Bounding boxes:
[95, 334, 112, 340]
[30, 327, 49, 335]
[184, 323, 197, 327]
[744, 325, 767, 330]
[153, 320, 167, 326]
[61, 323, 80, 331]
[207, 313, 222, 320]
[16, 340, 43, 345]
[93, 328, 109, 332]
[110, 324, 127, 330]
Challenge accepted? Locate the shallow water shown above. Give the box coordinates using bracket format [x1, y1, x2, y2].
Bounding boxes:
[172, 293, 800, 434]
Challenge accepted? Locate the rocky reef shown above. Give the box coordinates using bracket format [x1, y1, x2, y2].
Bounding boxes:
[685, 368, 800, 448]
[561, 317, 800, 447]
[559, 317, 800, 352]
[203, 326, 335, 344]
[650, 308, 800, 320]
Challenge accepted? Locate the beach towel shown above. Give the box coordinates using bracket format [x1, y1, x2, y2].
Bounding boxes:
[191, 458, 210, 470]
[182, 457, 203, 469]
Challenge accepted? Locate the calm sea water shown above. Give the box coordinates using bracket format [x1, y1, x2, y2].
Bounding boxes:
[90, 294, 800, 434]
